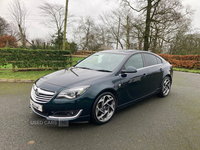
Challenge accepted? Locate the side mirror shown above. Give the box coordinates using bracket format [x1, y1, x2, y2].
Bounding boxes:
[121, 66, 137, 73]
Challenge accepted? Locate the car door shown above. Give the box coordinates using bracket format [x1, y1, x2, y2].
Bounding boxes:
[143, 53, 163, 94]
[119, 53, 148, 105]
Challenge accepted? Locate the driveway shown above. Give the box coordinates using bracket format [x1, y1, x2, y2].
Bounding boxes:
[0, 71, 200, 150]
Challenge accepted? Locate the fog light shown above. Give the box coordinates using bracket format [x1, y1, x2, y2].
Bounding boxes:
[53, 110, 79, 117]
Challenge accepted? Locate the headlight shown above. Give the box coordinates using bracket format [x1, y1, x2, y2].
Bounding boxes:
[57, 85, 90, 99]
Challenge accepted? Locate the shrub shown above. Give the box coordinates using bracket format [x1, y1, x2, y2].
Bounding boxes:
[0, 34, 17, 48]
[0, 48, 71, 68]
[158, 54, 200, 69]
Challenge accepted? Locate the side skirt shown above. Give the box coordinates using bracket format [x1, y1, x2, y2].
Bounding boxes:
[117, 89, 160, 111]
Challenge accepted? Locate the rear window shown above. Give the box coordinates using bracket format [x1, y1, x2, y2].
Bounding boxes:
[143, 53, 157, 66]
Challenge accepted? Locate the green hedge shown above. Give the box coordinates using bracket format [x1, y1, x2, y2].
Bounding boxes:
[0, 48, 71, 68]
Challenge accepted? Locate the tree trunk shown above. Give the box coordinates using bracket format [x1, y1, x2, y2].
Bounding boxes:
[139, 38, 143, 50]
[62, 0, 69, 50]
[152, 29, 158, 53]
[143, 0, 151, 51]
[116, 17, 121, 49]
[58, 30, 61, 49]
[126, 15, 130, 49]
[18, 24, 26, 48]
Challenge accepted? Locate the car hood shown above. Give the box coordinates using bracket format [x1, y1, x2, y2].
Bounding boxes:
[36, 67, 110, 89]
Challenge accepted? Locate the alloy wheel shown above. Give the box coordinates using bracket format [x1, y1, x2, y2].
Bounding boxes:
[94, 94, 116, 123]
[162, 77, 171, 96]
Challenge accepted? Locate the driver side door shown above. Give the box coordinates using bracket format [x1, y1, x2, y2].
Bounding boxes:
[119, 53, 148, 105]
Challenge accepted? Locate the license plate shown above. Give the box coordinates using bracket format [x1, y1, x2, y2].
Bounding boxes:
[30, 99, 43, 112]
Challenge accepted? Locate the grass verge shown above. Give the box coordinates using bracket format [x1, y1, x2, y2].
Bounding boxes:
[0, 70, 56, 80]
[173, 67, 200, 74]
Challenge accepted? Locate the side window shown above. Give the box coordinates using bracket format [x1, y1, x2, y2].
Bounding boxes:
[143, 54, 157, 67]
[156, 57, 162, 64]
[124, 54, 144, 69]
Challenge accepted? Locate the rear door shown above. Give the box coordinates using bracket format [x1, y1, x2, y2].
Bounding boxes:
[143, 53, 163, 94]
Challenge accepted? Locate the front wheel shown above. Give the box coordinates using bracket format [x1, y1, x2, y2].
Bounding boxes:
[91, 92, 116, 125]
[158, 76, 171, 97]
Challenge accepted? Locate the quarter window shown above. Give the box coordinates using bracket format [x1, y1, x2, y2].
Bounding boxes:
[156, 57, 162, 64]
[124, 54, 144, 69]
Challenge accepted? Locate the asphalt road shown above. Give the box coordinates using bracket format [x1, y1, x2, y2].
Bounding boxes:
[0, 71, 200, 150]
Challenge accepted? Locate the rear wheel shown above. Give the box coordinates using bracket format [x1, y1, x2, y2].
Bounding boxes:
[158, 76, 171, 97]
[91, 92, 116, 125]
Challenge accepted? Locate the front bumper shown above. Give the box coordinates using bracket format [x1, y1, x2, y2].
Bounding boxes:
[30, 96, 92, 122]
[30, 104, 83, 121]
[29, 83, 95, 122]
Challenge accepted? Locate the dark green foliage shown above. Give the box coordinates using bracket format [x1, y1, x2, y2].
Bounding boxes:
[51, 31, 64, 50]
[51, 31, 78, 54]
[0, 48, 71, 68]
[66, 41, 78, 54]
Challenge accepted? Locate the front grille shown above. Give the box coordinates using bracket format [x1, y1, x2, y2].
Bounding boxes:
[31, 84, 55, 103]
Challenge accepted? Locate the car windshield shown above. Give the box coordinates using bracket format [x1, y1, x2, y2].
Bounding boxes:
[75, 52, 126, 72]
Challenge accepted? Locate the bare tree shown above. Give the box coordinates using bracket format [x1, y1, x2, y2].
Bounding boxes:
[118, 0, 161, 51]
[99, 6, 143, 50]
[31, 38, 46, 49]
[100, 11, 125, 49]
[94, 24, 113, 48]
[147, 0, 184, 52]
[0, 16, 10, 36]
[73, 16, 114, 51]
[169, 22, 200, 55]
[146, 0, 193, 53]
[129, 17, 145, 50]
[112, 0, 193, 53]
[39, 2, 67, 49]
[74, 16, 96, 50]
[7, 23, 20, 39]
[8, 0, 29, 48]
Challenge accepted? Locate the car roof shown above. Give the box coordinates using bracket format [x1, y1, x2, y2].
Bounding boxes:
[100, 49, 149, 55]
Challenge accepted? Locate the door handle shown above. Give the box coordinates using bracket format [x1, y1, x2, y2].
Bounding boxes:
[143, 73, 147, 77]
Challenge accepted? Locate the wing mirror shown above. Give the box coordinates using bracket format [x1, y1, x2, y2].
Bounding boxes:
[77, 60, 81, 63]
[121, 66, 137, 73]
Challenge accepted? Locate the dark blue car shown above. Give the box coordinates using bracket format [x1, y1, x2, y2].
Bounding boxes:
[30, 50, 173, 125]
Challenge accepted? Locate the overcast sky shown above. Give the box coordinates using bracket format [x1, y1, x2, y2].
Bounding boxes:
[0, 0, 200, 41]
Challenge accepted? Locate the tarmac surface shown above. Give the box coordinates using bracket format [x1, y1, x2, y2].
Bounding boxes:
[0, 71, 200, 150]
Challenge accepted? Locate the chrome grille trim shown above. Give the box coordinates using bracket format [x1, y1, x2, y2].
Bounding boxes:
[31, 84, 55, 103]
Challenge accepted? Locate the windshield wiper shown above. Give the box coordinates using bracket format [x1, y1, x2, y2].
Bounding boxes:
[76, 67, 93, 70]
[96, 69, 111, 72]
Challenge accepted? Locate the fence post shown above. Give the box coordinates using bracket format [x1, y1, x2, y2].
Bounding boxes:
[70, 55, 73, 66]
[12, 64, 15, 72]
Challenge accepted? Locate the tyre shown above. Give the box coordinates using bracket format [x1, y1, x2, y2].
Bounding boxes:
[91, 92, 116, 125]
[158, 76, 171, 97]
